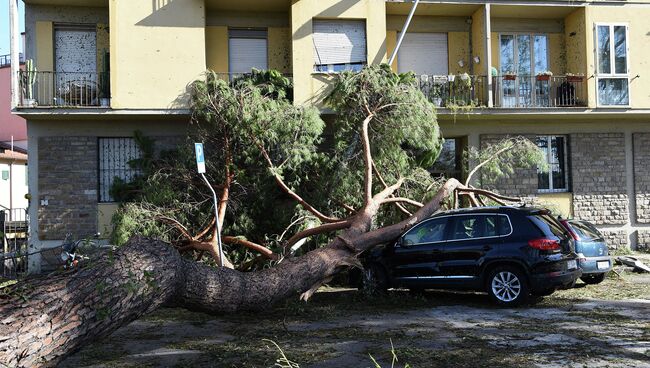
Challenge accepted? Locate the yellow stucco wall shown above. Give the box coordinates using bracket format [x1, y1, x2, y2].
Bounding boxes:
[586, 4, 650, 108]
[35, 21, 53, 71]
[564, 8, 587, 79]
[471, 7, 487, 76]
[268, 27, 292, 73]
[448, 31, 470, 75]
[206, 26, 229, 73]
[109, 0, 207, 109]
[291, 0, 387, 106]
[537, 192, 573, 218]
[386, 30, 397, 71]
[97, 203, 119, 239]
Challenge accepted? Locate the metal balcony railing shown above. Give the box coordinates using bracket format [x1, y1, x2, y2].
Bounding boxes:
[18, 71, 111, 108]
[493, 75, 587, 108]
[414, 74, 488, 108]
[0, 53, 24, 68]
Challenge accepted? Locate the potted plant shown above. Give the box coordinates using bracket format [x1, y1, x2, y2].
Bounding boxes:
[565, 73, 585, 83]
[536, 71, 553, 81]
[503, 71, 517, 81]
[20, 59, 37, 107]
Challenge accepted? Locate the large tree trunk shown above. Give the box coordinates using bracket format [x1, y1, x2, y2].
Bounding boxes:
[0, 179, 462, 367]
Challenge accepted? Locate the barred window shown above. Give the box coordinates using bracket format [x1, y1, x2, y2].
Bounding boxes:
[98, 138, 141, 202]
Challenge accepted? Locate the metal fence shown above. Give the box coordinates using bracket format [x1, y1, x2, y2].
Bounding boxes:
[493, 75, 587, 108]
[18, 71, 110, 108]
[414, 75, 488, 108]
[1, 207, 29, 279]
[0, 53, 24, 68]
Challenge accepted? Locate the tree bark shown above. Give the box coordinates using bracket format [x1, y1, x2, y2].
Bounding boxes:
[0, 179, 463, 367]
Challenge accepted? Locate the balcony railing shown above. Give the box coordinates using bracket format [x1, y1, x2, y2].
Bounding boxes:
[414, 75, 488, 108]
[493, 75, 587, 108]
[18, 71, 110, 108]
[0, 53, 24, 68]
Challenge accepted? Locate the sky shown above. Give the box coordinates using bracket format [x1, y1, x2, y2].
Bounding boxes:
[0, 1, 26, 56]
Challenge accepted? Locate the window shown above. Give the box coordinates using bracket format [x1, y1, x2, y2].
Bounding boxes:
[98, 138, 141, 203]
[397, 32, 448, 75]
[595, 24, 629, 106]
[431, 138, 464, 181]
[229, 29, 268, 75]
[402, 218, 448, 245]
[313, 20, 366, 72]
[536, 136, 568, 192]
[448, 214, 512, 241]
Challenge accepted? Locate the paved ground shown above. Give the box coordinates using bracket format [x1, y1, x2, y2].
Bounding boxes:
[63, 262, 650, 368]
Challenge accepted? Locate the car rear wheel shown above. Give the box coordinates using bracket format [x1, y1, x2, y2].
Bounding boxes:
[581, 273, 606, 285]
[487, 266, 529, 306]
[361, 264, 388, 296]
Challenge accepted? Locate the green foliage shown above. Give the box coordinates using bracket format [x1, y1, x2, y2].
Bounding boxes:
[324, 64, 443, 217]
[468, 136, 547, 186]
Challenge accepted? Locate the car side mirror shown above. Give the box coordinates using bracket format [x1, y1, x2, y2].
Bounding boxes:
[402, 238, 414, 248]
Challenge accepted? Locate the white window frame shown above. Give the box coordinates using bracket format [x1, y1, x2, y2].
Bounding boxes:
[594, 23, 630, 108]
[537, 135, 569, 193]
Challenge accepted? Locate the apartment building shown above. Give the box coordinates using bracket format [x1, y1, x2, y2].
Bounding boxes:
[8, 0, 650, 272]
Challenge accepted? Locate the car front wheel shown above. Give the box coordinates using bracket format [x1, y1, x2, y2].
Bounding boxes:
[581, 273, 606, 285]
[487, 266, 529, 306]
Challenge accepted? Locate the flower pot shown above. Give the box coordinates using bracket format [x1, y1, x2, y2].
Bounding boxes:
[100, 98, 111, 107]
[566, 76, 584, 83]
[536, 75, 551, 81]
[447, 75, 456, 82]
[21, 98, 37, 107]
[504, 75, 517, 81]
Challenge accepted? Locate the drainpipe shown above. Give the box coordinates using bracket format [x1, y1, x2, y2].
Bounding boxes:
[388, 0, 420, 66]
[9, 0, 20, 108]
[484, 4, 493, 108]
[9, 138, 13, 218]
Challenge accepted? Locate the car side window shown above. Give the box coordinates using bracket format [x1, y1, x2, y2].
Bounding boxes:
[498, 215, 512, 236]
[450, 215, 485, 240]
[402, 218, 448, 245]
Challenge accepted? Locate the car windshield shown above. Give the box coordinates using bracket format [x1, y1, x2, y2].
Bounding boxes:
[568, 220, 603, 241]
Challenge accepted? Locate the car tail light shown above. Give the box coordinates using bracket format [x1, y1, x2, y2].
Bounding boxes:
[528, 238, 561, 251]
[560, 220, 579, 241]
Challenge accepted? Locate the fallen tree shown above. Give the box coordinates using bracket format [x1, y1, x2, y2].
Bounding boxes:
[0, 66, 544, 367]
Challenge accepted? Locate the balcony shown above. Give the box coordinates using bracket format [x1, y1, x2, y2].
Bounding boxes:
[492, 75, 587, 108]
[414, 74, 488, 108]
[17, 71, 110, 108]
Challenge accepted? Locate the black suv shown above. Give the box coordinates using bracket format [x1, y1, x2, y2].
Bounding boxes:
[356, 206, 581, 306]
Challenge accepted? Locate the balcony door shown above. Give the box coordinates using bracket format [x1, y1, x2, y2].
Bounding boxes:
[54, 24, 97, 106]
[499, 34, 548, 107]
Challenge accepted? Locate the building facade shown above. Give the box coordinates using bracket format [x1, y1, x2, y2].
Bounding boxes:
[10, 0, 650, 272]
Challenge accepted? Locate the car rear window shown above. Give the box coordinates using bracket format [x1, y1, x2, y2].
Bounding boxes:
[528, 214, 569, 239]
[568, 220, 603, 241]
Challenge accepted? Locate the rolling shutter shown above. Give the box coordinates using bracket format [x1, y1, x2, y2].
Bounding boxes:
[397, 32, 448, 75]
[54, 25, 97, 73]
[229, 29, 268, 74]
[313, 20, 366, 66]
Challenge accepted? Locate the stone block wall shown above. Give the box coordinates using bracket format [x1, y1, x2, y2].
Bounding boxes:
[479, 134, 538, 197]
[38, 136, 98, 240]
[570, 133, 628, 225]
[600, 230, 628, 250]
[637, 230, 650, 251]
[634, 133, 650, 223]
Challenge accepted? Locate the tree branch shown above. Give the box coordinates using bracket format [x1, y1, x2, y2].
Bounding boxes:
[222, 236, 278, 260]
[465, 142, 516, 186]
[285, 220, 353, 250]
[380, 197, 424, 208]
[361, 113, 375, 205]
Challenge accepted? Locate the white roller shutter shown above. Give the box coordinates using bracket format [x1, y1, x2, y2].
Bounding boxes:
[397, 33, 448, 75]
[229, 34, 268, 74]
[55, 26, 97, 73]
[313, 20, 366, 66]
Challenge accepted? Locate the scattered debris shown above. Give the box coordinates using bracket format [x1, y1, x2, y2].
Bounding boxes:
[616, 256, 650, 273]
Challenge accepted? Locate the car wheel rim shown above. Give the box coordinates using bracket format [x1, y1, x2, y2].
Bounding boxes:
[491, 271, 521, 302]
